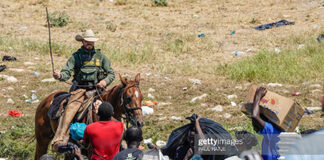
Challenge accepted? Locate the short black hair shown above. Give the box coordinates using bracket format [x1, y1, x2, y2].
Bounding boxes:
[235, 130, 258, 149]
[98, 102, 114, 121]
[125, 126, 143, 143]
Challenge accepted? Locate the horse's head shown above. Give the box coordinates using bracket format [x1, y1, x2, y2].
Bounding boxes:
[119, 73, 144, 127]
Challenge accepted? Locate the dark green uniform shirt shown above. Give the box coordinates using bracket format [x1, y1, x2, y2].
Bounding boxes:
[59, 46, 115, 86]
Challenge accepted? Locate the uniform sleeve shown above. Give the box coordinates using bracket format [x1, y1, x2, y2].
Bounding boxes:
[102, 55, 115, 86]
[60, 56, 75, 81]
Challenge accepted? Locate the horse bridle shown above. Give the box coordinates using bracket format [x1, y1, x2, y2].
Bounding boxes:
[120, 84, 142, 128]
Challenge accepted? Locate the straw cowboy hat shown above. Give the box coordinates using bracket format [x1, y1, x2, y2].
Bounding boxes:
[75, 29, 99, 42]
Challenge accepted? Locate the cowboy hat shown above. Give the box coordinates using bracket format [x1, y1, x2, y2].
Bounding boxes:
[75, 29, 99, 42]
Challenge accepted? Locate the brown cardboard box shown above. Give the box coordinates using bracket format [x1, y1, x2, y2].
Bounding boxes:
[242, 85, 304, 132]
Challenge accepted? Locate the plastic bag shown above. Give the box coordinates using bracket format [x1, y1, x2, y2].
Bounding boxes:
[70, 123, 87, 140]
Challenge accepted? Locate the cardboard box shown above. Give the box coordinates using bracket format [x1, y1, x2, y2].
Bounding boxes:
[242, 85, 304, 132]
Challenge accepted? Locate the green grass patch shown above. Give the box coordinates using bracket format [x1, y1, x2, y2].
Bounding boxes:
[220, 40, 324, 84]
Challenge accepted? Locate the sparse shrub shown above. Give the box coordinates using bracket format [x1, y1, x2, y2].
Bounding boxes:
[153, 0, 168, 6]
[106, 21, 117, 32]
[49, 11, 70, 27]
[115, 0, 127, 5]
[250, 17, 259, 24]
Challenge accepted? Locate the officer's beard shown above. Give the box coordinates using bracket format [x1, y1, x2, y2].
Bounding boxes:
[85, 44, 93, 50]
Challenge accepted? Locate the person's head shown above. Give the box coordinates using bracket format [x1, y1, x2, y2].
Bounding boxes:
[40, 154, 56, 160]
[97, 102, 114, 121]
[125, 126, 143, 147]
[75, 29, 98, 51]
[235, 131, 258, 153]
[82, 40, 95, 50]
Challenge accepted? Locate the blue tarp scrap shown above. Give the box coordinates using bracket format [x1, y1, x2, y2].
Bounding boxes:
[255, 20, 295, 31]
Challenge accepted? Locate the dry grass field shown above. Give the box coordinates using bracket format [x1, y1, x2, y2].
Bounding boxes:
[0, 0, 323, 159]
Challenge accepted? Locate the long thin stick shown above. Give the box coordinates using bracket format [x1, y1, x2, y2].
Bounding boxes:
[46, 7, 55, 74]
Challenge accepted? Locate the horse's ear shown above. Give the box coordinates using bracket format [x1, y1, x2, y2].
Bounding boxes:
[119, 74, 127, 86]
[135, 73, 140, 85]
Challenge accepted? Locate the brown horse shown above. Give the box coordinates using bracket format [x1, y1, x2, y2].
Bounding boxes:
[34, 73, 144, 160]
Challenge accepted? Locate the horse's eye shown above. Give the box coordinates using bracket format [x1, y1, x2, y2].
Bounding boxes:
[126, 96, 132, 102]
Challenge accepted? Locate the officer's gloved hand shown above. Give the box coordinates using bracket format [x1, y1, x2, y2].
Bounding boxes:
[96, 80, 106, 88]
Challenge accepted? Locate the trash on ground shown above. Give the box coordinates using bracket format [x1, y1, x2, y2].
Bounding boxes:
[190, 93, 207, 103]
[41, 78, 56, 82]
[317, 34, 324, 43]
[171, 116, 181, 120]
[188, 78, 201, 85]
[235, 86, 243, 89]
[200, 103, 207, 107]
[2, 56, 17, 61]
[0, 75, 18, 83]
[298, 44, 305, 49]
[33, 72, 40, 77]
[232, 51, 245, 56]
[148, 88, 155, 92]
[312, 25, 319, 29]
[267, 83, 283, 87]
[306, 107, 322, 111]
[145, 72, 151, 76]
[227, 94, 237, 99]
[246, 49, 253, 52]
[231, 101, 237, 107]
[145, 100, 157, 106]
[302, 82, 310, 86]
[275, 48, 281, 53]
[147, 93, 155, 99]
[9, 68, 24, 72]
[292, 92, 300, 96]
[193, 14, 199, 18]
[304, 108, 315, 115]
[164, 77, 170, 81]
[230, 30, 236, 35]
[7, 98, 14, 104]
[23, 62, 35, 65]
[255, 20, 295, 30]
[156, 140, 166, 147]
[157, 102, 171, 106]
[7, 87, 14, 90]
[25, 90, 40, 103]
[142, 106, 154, 116]
[224, 113, 232, 119]
[144, 138, 152, 144]
[8, 110, 22, 117]
[211, 105, 223, 112]
[0, 65, 6, 72]
[198, 34, 205, 38]
[182, 87, 188, 91]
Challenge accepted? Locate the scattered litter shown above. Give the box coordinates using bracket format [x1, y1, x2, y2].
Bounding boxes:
[198, 34, 206, 38]
[275, 48, 281, 53]
[148, 93, 155, 99]
[230, 30, 236, 35]
[211, 105, 223, 112]
[231, 101, 237, 107]
[317, 34, 324, 43]
[23, 94, 28, 99]
[164, 77, 170, 81]
[157, 102, 171, 106]
[25, 90, 40, 103]
[0, 131, 6, 134]
[0, 113, 8, 117]
[224, 113, 232, 119]
[7, 87, 14, 90]
[302, 82, 310, 86]
[255, 20, 295, 30]
[144, 138, 152, 144]
[145, 72, 151, 76]
[171, 116, 181, 120]
[312, 25, 319, 29]
[8, 47, 13, 50]
[2, 56, 17, 61]
[7, 98, 14, 104]
[148, 88, 155, 92]
[109, 0, 113, 2]
[304, 108, 315, 115]
[41, 78, 56, 82]
[182, 87, 188, 91]
[188, 78, 201, 85]
[25, 41, 30, 47]
[201, 103, 207, 107]
[33, 72, 40, 77]
[246, 49, 253, 52]
[292, 92, 300, 96]
[267, 83, 283, 87]
[24, 62, 35, 65]
[310, 84, 321, 88]
[235, 86, 243, 89]
[142, 106, 154, 116]
[0, 65, 6, 72]
[8, 110, 22, 117]
[298, 44, 305, 49]
[190, 93, 207, 103]
[145, 100, 157, 106]
[9, 68, 24, 72]
[232, 51, 245, 56]
[193, 14, 199, 18]
[227, 94, 237, 99]
[156, 140, 166, 147]
[0, 75, 18, 83]
[34, 57, 40, 60]
[306, 107, 322, 111]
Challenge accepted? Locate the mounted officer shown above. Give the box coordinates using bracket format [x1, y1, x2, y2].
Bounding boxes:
[51, 29, 115, 151]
